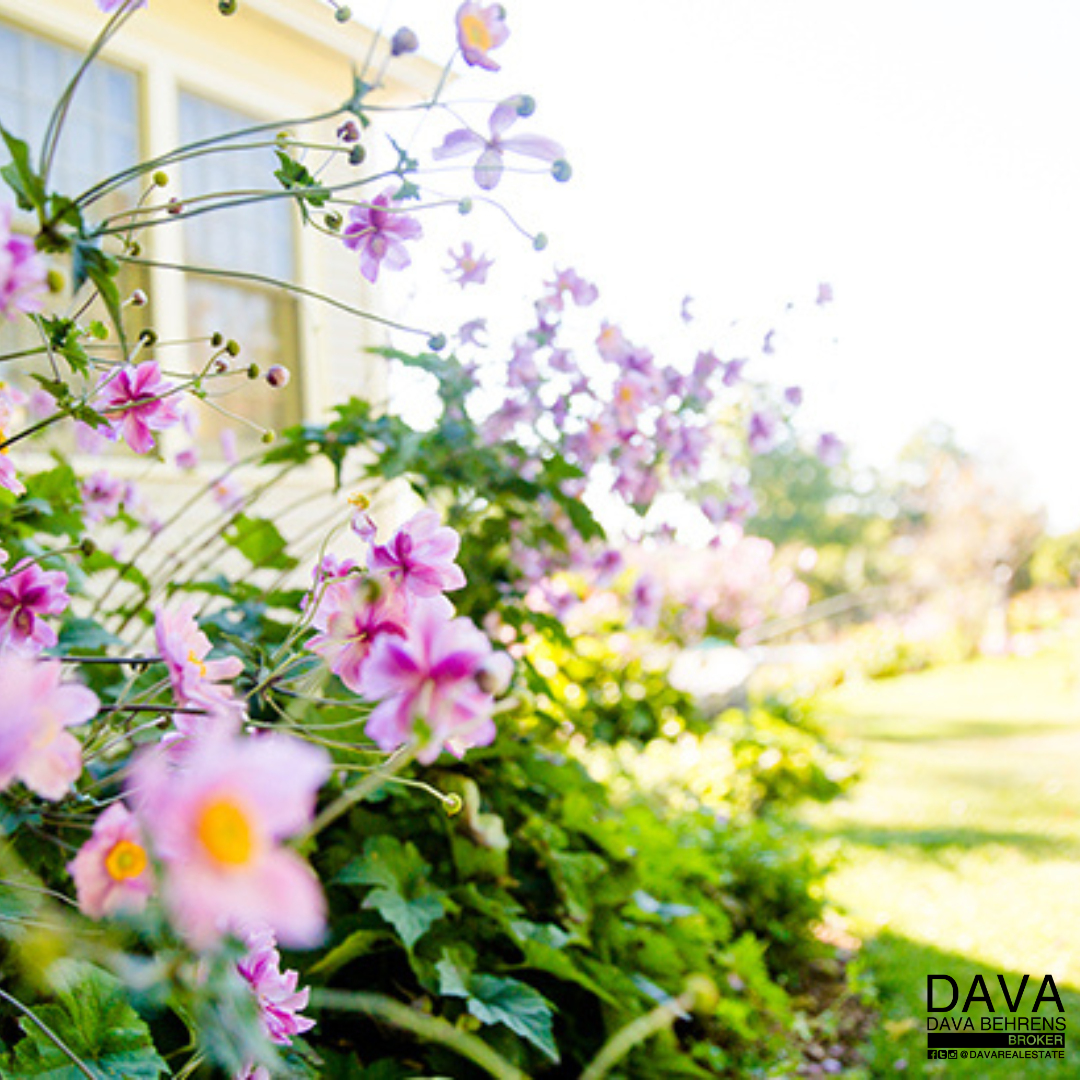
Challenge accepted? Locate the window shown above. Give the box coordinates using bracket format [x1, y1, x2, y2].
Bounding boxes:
[178, 91, 303, 449]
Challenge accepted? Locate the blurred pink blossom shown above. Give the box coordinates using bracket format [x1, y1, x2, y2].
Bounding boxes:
[128, 732, 329, 949]
[236, 923, 316, 1047]
[369, 510, 466, 599]
[69, 802, 153, 919]
[0, 654, 97, 800]
[0, 560, 69, 653]
[342, 190, 422, 284]
[0, 205, 47, 321]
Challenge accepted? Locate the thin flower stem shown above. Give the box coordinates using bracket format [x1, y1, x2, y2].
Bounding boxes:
[75, 104, 349, 209]
[298, 746, 416, 844]
[0, 987, 97, 1080]
[116, 256, 435, 339]
[52, 654, 161, 664]
[310, 989, 528, 1080]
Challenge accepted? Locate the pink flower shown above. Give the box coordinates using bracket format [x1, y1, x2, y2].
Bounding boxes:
[342, 189, 422, 284]
[0, 654, 97, 800]
[816, 431, 844, 467]
[0, 455, 24, 496]
[155, 603, 245, 730]
[0, 560, 70, 653]
[307, 576, 410, 693]
[447, 241, 494, 288]
[748, 410, 779, 454]
[542, 268, 598, 311]
[457, 318, 488, 347]
[433, 97, 564, 192]
[98, 361, 182, 454]
[80, 470, 124, 524]
[359, 603, 498, 764]
[236, 924, 316, 1046]
[455, 1, 510, 71]
[368, 510, 466, 598]
[0, 205, 47, 322]
[97, 0, 148, 12]
[69, 803, 153, 919]
[816, 281, 834, 305]
[127, 732, 330, 949]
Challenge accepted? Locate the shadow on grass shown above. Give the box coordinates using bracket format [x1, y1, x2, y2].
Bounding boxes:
[817, 823, 1079, 861]
[855, 931, 1078, 1078]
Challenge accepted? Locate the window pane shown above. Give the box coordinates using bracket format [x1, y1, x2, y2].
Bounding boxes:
[178, 92, 294, 279]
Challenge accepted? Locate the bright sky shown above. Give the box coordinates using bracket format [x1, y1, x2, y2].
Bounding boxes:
[392, 0, 1080, 530]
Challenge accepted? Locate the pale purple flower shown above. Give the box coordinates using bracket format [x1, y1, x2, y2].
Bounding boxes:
[447, 241, 493, 288]
[0, 455, 24, 496]
[542, 268, 598, 311]
[0, 654, 97, 800]
[433, 97, 564, 192]
[155, 603, 245, 730]
[722, 481, 758, 525]
[69, 803, 153, 919]
[783, 385, 804, 407]
[80, 470, 124, 524]
[0, 560, 69, 653]
[722, 359, 748, 387]
[98, 361, 182, 454]
[96, 0, 148, 12]
[342, 189, 422, 284]
[816, 431, 844, 467]
[212, 474, 245, 514]
[0, 382, 27, 429]
[458, 318, 488, 347]
[816, 281, 834, 305]
[748, 411, 779, 454]
[307, 576, 410, 693]
[175, 447, 199, 470]
[763, 329, 777, 355]
[236, 924, 316, 1047]
[455, 1, 510, 71]
[0, 204, 47, 321]
[127, 732, 330, 949]
[313, 553, 360, 584]
[630, 574, 663, 630]
[680, 295, 694, 323]
[596, 322, 631, 364]
[368, 510, 466, 598]
[359, 603, 498, 764]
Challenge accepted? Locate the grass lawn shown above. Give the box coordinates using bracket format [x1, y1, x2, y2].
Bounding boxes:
[802, 645, 1080, 1078]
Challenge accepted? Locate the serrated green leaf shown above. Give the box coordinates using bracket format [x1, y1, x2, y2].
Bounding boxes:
[223, 514, 297, 571]
[340, 836, 447, 950]
[0, 124, 45, 213]
[7, 962, 167, 1079]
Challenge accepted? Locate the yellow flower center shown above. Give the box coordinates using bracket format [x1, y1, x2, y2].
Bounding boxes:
[460, 13, 493, 51]
[347, 490, 371, 510]
[187, 649, 207, 678]
[105, 839, 148, 882]
[0, 428, 7, 456]
[196, 797, 256, 867]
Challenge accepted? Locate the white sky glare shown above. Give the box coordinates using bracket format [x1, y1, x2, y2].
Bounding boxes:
[398, 0, 1080, 529]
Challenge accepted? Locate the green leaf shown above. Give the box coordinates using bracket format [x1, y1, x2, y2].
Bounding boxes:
[7, 962, 167, 1079]
[0, 124, 46, 213]
[340, 836, 447, 950]
[223, 514, 297, 571]
[52, 616, 125, 654]
[437, 953, 559, 1063]
[72, 240, 127, 355]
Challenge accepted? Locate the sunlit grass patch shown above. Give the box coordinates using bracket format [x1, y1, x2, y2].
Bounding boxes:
[801, 647, 1080, 1077]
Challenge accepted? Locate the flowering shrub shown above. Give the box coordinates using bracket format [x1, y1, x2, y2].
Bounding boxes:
[0, 2, 856, 1077]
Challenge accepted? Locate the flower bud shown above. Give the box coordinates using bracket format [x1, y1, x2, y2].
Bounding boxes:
[475, 651, 514, 696]
[532, 232, 548, 252]
[324, 210, 343, 231]
[152, 171, 169, 187]
[551, 159, 572, 183]
[46, 269, 65, 294]
[348, 145, 366, 166]
[79, 537, 97, 558]
[427, 333, 447, 352]
[337, 120, 361, 144]
[390, 27, 419, 56]
[129, 289, 148, 307]
[458, 197, 473, 215]
[442, 792, 464, 817]
[266, 364, 290, 389]
[515, 95, 536, 117]
[127, 240, 141, 256]
[226, 339, 241, 357]
[335, 5, 352, 22]
[138, 329, 158, 346]
[219, 0, 238, 14]
[211, 332, 224, 348]
[247, 363, 260, 379]
[213, 358, 230, 374]
[167, 198, 183, 215]
[261, 429, 276, 444]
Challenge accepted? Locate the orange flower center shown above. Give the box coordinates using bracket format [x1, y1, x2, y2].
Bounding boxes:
[196, 797, 256, 867]
[105, 839, 148, 882]
[187, 649, 207, 678]
[460, 13, 493, 51]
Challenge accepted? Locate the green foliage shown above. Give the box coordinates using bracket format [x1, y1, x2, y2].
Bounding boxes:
[5, 963, 168, 1080]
